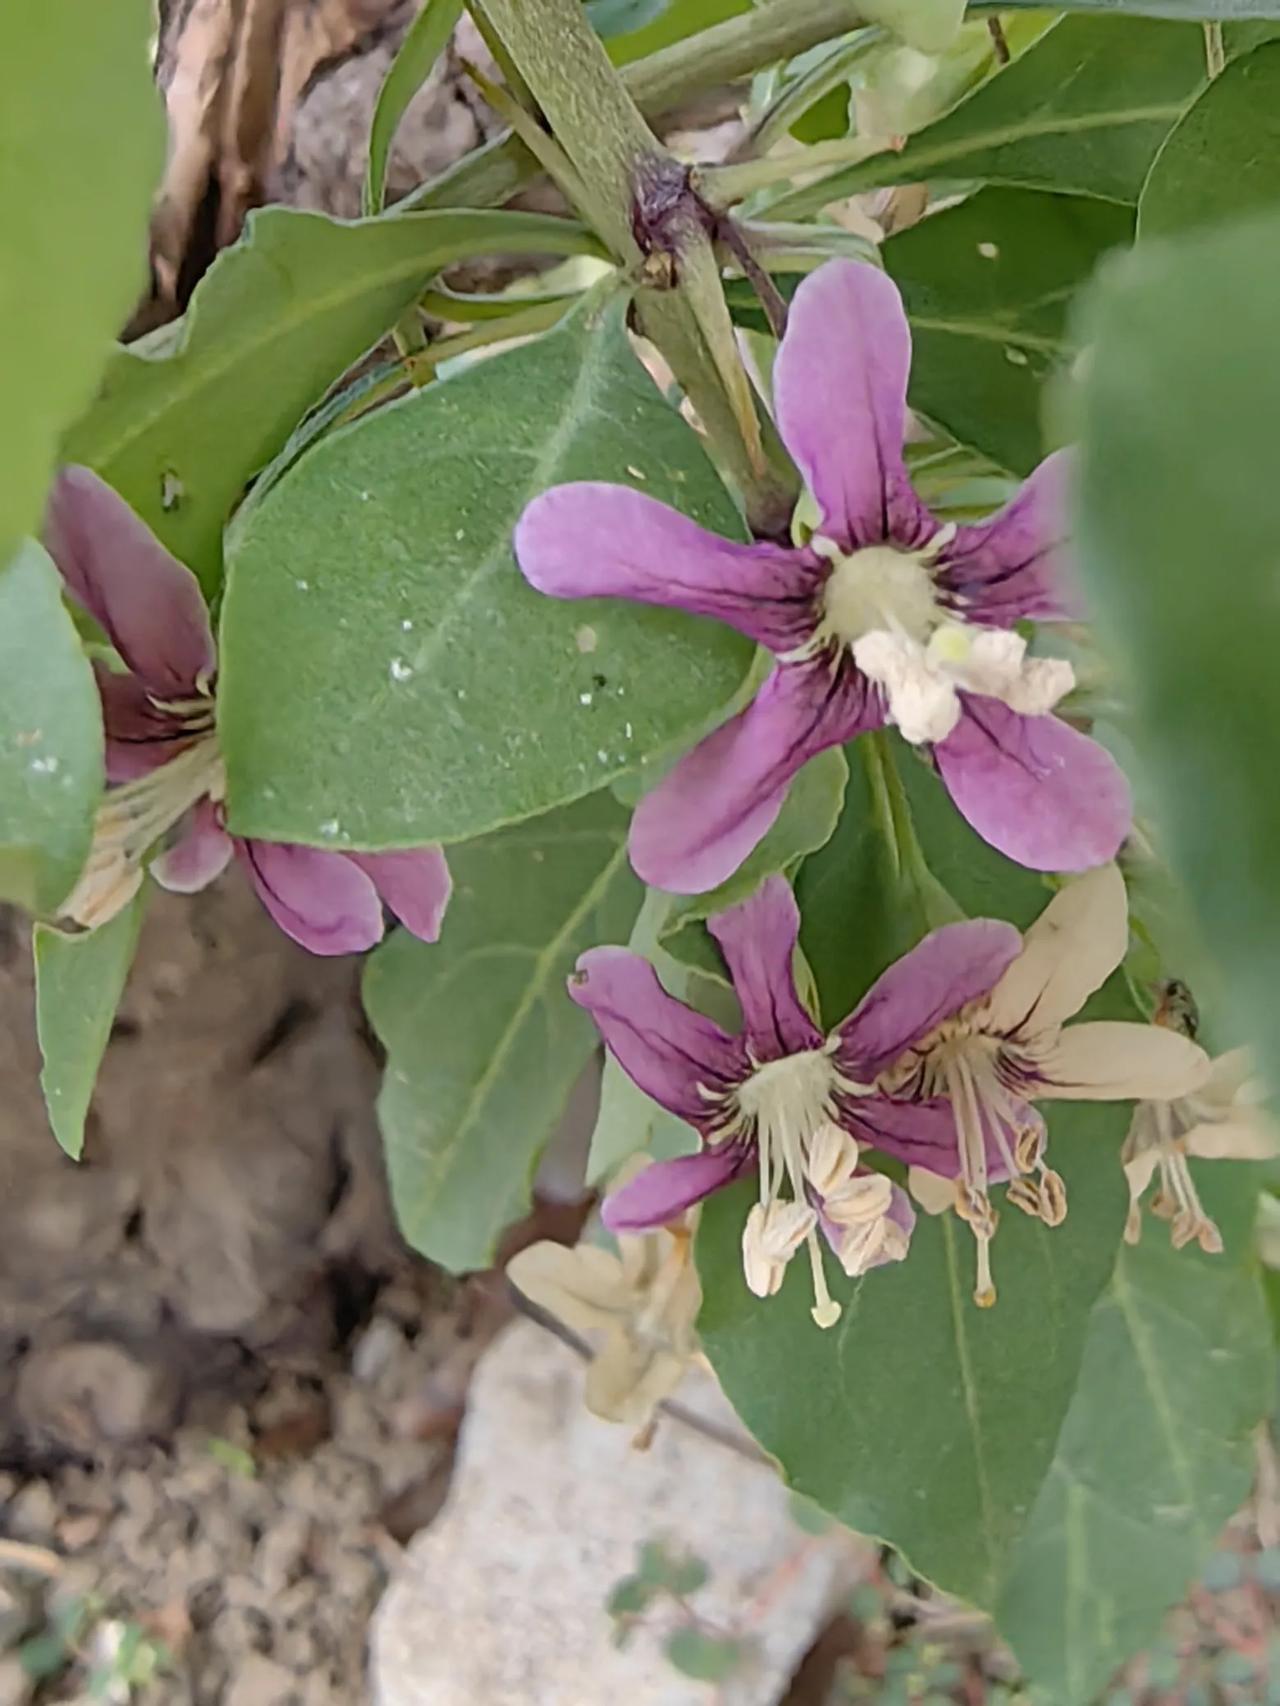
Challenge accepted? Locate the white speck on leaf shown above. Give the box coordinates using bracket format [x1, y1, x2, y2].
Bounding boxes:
[624, 722, 633, 739]
[596, 749, 610, 764]
[29, 755, 59, 775]
[401, 618, 414, 632]
[389, 658, 414, 683]
[579, 692, 593, 706]
[1004, 346, 1030, 367]
[977, 241, 999, 260]
[626, 465, 647, 481]
[161, 471, 184, 510]
[295, 579, 310, 592]
[319, 818, 341, 837]
[359, 490, 371, 502]
[575, 626, 598, 654]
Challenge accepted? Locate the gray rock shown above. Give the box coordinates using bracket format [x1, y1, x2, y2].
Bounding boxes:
[370, 1322, 865, 1706]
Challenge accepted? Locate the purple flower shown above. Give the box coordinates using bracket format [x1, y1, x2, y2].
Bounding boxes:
[515, 259, 1131, 894]
[45, 467, 451, 956]
[836, 865, 1209, 1305]
[568, 873, 998, 1327]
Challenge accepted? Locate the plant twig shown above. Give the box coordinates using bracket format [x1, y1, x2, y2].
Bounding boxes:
[986, 15, 1011, 65]
[399, 0, 870, 217]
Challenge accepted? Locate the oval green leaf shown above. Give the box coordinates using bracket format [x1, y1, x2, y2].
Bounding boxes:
[218, 294, 752, 849]
[34, 896, 145, 1160]
[363, 790, 641, 1271]
[63, 206, 604, 592]
[0, 542, 104, 913]
[0, 0, 162, 572]
[1140, 42, 1280, 237]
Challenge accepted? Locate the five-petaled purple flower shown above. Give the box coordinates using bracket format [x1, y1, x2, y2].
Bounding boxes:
[569, 873, 998, 1327]
[515, 259, 1131, 895]
[45, 467, 452, 955]
[834, 864, 1209, 1305]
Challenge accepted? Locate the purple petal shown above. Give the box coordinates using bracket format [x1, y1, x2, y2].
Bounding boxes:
[348, 847, 452, 944]
[630, 659, 882, 894]
[836, 919, 1023, 1080]
[236, 841, 385, 955]
[95, 664, 193, 782]
[939, 450, 1079, 624]
[708, 876, 821, 1060]
[569, 947, 744, 1126]
[150, 800, 233, 893]
[936, 699, 1132, 873]
[773, 260, 930, 551]
[601, 1144, 752, 1232]
[45, 467, 216, 696]
[514, 482, 822, 653]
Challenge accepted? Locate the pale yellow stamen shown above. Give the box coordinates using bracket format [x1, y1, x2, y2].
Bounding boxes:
[793, 529, 1075, 746]
[60, 738, 224, 930]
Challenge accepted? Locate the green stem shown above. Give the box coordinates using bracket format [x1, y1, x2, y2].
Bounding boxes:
[625, 0, 867, 117]
[700, 135, 884, 207]
[862, 735, 963, 927]
[860, 734, 903, 881]
[399, 0, 869, 217]
[1203, 20, 1225, 79]
[746, 26, 881, 156]
[478, 0, 795, 531]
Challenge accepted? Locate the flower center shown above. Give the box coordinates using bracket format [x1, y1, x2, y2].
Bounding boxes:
[889, 1024, 1067, 1307]
[820, 542, 940, 648]
[807, 533, 1076, 746]
[729, 1047, 851, 1327]
[60, 735, 225, 931]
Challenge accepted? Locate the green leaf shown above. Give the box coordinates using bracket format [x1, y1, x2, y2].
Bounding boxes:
[697, 1102, 1129, 1608]
[664, 1628, 745, 1683]
[0, 0, 162, 572]
[995, 1168, 1269, 1704]
[702, 738, 1127, 1607]
[662, 746, 847, 939]
[860, 0, 966, 52]
[1139, 44, 1280, 237]
[362, 790, 641, 1272]
[219, 294, 751, 850]
[1074, 209, 1280, 1098]
[884, 190, 1134, 475]
[771, 17, 1211, 216]
[34, 896, 145, 1159]
[63, 207, 604, 593]
[606, 1575, 657, 1616]
[364, 0, 465, 215]
[603, 0, 748, 66]
[0, 542, 104, 913]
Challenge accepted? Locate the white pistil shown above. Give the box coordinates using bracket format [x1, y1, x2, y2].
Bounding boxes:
[61, 738, 225, 930]
[796, 531, 1075, 744]
[726, 1046, 857, 1328]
